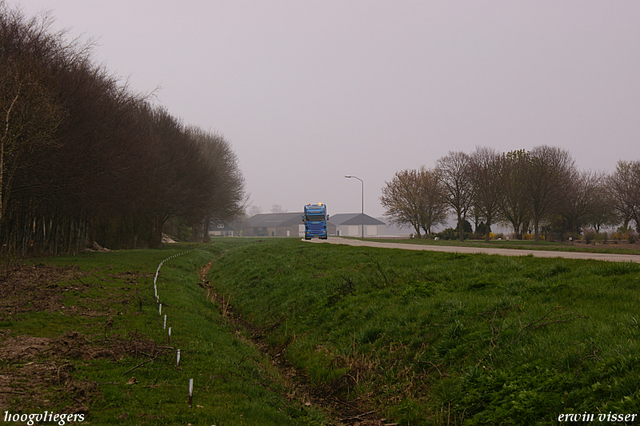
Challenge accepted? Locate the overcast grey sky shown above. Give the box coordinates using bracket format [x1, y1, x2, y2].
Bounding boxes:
[16, 1, 640, 218]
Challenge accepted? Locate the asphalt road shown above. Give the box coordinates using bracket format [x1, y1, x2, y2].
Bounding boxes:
[307, 237, 640, 263]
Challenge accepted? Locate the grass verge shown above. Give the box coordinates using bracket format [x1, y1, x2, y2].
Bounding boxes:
[207, 238, 640, 425]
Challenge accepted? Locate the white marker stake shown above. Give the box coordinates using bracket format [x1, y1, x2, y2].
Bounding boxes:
[168, 327, 172, 344]
[189, 378, 193, 407]
[159, 304, 162, 315]
[163, 315, 167, 329]
[176, 349, 180, 367]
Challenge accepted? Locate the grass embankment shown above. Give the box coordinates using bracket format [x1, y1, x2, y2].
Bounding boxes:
[0, 242, 328, 425]
[366, 237, 640, 256]
[208, 239, 640, 425]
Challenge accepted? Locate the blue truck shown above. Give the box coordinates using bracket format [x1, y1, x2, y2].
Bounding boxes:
[302, 203, 329, 240]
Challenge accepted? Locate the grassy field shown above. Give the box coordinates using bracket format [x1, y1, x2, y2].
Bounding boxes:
[0, 242, 329, 425]
[207, 238, 640, 425]
[2, 238, 640, 425]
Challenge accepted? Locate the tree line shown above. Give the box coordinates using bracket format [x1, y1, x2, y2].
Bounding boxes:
[1, 3, 245, 256]
[381, 145, 640, 242]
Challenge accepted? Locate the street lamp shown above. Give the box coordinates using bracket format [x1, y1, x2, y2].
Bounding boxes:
[344, 175, 364, 239]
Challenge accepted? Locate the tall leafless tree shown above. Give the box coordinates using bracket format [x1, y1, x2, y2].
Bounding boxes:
[583, 171, 618, 233]
[0, 3, 246, 254]
[186, 127, 246, 241]
[381, 167, 448, 237]
[469, 147, 504, 242]
[381, 169, 425, 238]
[561, 170, 611, 236]
[436, 151, 473, 241]
[522, 146, 576, 242]
[498, 150, 530, 239]
[417, 167, 448, 236]
[0, 5, 64, 232]
[607, 160, 640, 232]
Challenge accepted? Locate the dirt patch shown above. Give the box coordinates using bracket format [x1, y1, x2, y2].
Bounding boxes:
[0, 360, 97, 413]
[0, 330, 163, 412]
[0, 331, 160, 362]
[0, 263, 152, 321]
[0, 263, 159, 413]
[0, 331, 99, 412]
[0, 264, 89, 318]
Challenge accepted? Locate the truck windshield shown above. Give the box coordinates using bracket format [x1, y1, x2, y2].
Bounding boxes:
[305, 214, 325, 222]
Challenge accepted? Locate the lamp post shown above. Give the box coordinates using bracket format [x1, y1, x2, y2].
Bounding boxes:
[344, 175, 364, 239]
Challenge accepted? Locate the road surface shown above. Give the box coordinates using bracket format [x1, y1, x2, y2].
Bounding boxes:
[307, 237, 640, 263]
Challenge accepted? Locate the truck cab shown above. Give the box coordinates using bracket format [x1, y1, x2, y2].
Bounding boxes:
[302, 203, 329, 240]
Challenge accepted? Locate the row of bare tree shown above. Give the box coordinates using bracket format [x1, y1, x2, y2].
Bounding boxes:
[1, 4, 245, 255]
[381, 145, 640, 242]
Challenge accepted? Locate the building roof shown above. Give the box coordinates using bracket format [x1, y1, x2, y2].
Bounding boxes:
[243, 212, 385, 228]
[329, 213, 385, 226]
[245, 212, 302, 228]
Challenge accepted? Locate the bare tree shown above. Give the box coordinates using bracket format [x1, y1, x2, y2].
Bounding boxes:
[584, 172, 619, 233]
[417, 167, 449, 235]
[607, 160, 640, 232]
[184, 127, 245, 242]
[436, 151, 473, 241]
[0, 5, 63, 231]
[193, 129, 246, 223]
[498, 150, 529, 239]
[381, 167, 448, 237]
[522, 146, 576, 242]
[561, 170, 613, 237]
[469, 147, 504, 242]
[0, 3, 246, 254]
[381, 169, 424, 238]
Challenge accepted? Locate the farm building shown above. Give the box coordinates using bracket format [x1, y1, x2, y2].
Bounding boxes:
[239, 212, 384, 237]
[329, 214, 386, 237]
[241, 212, 309, 237]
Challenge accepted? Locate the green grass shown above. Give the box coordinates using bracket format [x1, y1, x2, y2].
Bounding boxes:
[1, 242, 329, 425]
[207, 239, 640, 425]
[5, 238, 640, 425]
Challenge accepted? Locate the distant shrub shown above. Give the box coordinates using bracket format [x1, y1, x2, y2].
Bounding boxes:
[584, 229, 596, 245]
[629, 231, 638, 244]
[616, 226, 632, 242]
[435, 228, 470, 240]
